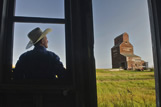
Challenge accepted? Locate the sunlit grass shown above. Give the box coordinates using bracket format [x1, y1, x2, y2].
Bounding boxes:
[96, 69, 156, 107]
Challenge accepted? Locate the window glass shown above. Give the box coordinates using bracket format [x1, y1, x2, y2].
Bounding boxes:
[15, 0, 64, 18]
[13, 23, 66, 68]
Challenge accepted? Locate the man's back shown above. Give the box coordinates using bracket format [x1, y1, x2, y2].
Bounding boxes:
[14, 46, 66, 80]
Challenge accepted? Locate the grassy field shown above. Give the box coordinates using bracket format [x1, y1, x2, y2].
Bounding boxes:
[96, 69, 156, 107]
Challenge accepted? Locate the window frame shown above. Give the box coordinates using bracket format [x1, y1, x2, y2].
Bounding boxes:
[1, 0, 73, 84]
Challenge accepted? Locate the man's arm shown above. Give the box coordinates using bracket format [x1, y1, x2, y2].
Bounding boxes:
[50, 52, 68, 80]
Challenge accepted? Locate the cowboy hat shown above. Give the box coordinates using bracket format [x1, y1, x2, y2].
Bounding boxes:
[26, 27, 52, 49]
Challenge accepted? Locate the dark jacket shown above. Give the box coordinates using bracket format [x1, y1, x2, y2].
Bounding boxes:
[14, 45, 67, 80]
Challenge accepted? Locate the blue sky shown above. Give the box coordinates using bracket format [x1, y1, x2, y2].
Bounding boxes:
[13, 0, 153, 68]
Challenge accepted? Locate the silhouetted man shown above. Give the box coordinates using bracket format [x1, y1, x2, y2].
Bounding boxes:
[14, 27, 67, 80]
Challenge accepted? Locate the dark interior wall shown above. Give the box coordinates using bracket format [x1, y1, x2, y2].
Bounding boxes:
[0, 0, 3, 26]
[0, 0, 3, 75]
[0, 0, 5, 106]
[0, 0, 5, 83]
[148, 0, 161, 107]
[70, 0, 97, 106]
[0, 0, 14, 83]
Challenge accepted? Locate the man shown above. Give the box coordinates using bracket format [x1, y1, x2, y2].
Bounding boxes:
[14, 27, 67, 80]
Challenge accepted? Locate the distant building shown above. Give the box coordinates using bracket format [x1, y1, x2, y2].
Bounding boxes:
[111, 32, 148, 70]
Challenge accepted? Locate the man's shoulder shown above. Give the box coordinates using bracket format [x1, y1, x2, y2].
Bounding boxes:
[19, 49, 60, 61]
[46, 50, 59, 59]
[19, 50, 33, 59]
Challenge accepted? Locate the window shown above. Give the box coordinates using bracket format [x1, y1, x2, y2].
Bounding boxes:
[1, 0, 72, 82]
[13, 23, 66, 68]
[93, 0, 156, 106]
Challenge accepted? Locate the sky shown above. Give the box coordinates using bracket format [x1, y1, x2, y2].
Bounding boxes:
[13, 0, 153, 69]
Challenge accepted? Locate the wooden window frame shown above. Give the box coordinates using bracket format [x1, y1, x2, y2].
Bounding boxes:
[148, 0, 161, 106]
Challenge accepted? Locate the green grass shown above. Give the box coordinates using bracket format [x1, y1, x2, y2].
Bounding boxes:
[96, 69, 156, 107]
